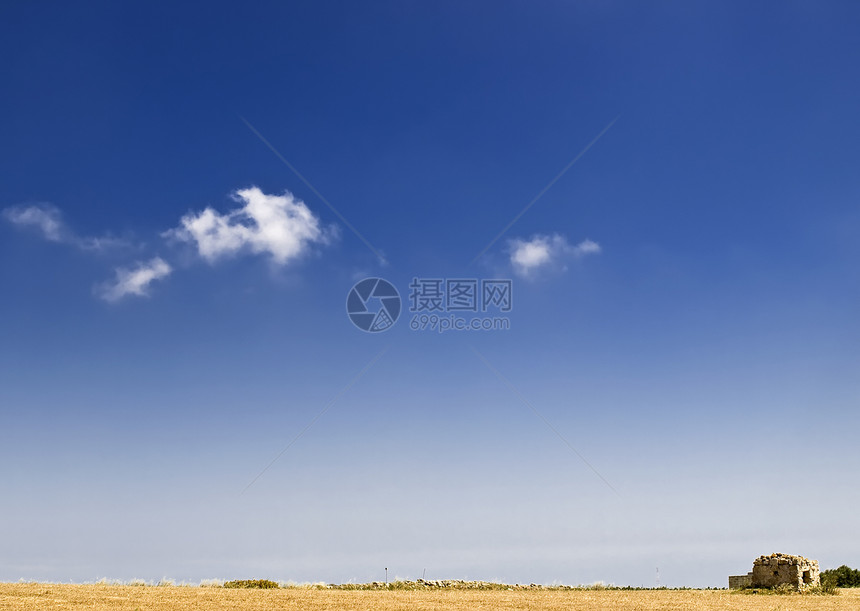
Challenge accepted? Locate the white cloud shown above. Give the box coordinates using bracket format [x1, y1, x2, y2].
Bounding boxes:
[3, 203, 65, 241]
[508, 234, 601, 278]
[165, 187, 332, 265]
[98, 257, 172, 302]
[2, 203, 130, 251]
[5, 188, 333, 303]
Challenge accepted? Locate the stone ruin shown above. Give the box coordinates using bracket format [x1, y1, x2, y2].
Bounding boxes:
[729, 553, 820, 589]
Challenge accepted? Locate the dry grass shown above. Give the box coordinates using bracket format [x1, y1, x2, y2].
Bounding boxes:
[0, 584, 858, 611]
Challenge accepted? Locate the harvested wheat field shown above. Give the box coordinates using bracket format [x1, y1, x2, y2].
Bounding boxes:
[1, 584, 859, 611]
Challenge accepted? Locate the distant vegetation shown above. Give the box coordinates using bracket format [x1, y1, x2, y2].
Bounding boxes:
[223, 579, 279, 589]
[822, 566, 860, 588]
[215, 579, 703, 591]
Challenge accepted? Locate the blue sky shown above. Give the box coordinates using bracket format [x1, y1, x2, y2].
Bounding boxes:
[1, 1, 859, 587]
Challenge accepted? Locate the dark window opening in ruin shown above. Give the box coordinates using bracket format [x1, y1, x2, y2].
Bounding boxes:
[773, 571, 779, 577]
[803, 570, 812, 584]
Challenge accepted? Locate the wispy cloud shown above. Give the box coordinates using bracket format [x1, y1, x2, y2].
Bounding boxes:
[3, 203, 65, 242]
[3, 203, 130, 251]
[97, 257, 172, 302]
[508, 234, 601, 278]
[164, 187, 335, 265]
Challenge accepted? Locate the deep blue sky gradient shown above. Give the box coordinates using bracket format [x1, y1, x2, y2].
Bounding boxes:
[1, 1, 859, 586]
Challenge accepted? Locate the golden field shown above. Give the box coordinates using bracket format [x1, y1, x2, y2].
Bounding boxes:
[1, 584, 859, 611]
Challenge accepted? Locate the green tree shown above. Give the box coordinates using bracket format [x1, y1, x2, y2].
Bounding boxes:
[821, 566, 860, 588]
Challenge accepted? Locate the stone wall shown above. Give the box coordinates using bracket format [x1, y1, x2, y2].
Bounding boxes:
[728, 574, 752, 589]
[730, 553, 820, 589]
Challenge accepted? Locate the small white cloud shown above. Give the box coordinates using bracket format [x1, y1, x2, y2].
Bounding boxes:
[510, 236, 554, 271]
[508, 234, 601, 278]
[98, 257, 172, 302]
[3, 203, 65, 242]
[572, 238, 601, 256]
[164, 187, 332, 265]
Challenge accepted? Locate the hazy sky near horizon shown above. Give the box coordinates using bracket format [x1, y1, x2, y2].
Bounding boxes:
[1, 1, 859, 587]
